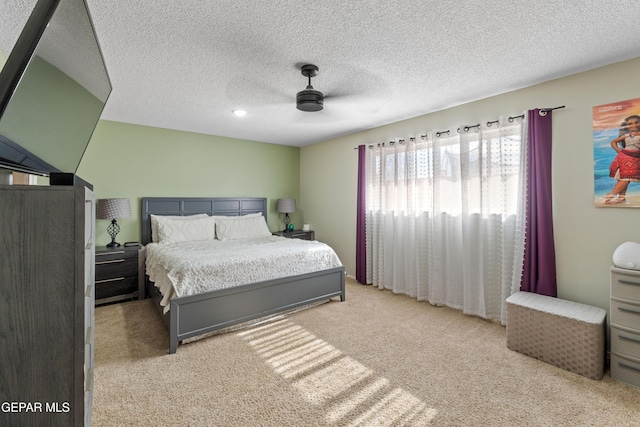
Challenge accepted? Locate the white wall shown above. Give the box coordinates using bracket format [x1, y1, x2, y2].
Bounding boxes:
[301, 56, 640, 315]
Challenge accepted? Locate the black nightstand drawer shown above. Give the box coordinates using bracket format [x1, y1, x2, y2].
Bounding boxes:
[95, 275, 138, 300]
[273, 230, 315, 240]
[95, 257, 137, 281]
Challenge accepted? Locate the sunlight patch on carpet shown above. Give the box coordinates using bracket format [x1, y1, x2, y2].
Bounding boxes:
[237, 317, 438, 426]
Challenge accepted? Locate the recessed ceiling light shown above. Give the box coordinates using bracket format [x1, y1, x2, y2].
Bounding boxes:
[232, 109, 247, 117]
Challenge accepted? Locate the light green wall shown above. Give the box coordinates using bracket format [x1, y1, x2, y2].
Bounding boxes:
[301, 56, 640, 317]
[77, 120, 300, 246]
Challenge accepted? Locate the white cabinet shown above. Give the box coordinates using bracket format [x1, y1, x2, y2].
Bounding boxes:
[610, 266, 640, 388]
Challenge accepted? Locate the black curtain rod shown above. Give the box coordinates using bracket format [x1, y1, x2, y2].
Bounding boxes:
[353, 105, 566, 149]
[539, 105, 565, 115]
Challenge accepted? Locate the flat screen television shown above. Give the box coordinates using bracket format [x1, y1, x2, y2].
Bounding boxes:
[0, 0, 111, 183]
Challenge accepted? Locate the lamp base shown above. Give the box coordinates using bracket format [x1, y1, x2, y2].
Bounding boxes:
[282, 213, 292, 233]
[106, 219, 121, 248]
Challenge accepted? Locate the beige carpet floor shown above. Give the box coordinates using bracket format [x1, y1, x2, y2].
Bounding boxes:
[92, 277, 640, 426]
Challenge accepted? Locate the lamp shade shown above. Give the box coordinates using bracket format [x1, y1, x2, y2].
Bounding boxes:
[96, 198, 132, 220]
[276, 198, 296, 214]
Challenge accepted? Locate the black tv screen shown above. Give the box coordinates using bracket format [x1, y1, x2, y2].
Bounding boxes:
[0, 0, 111, 176]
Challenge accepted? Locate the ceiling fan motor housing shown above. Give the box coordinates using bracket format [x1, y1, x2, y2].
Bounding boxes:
[297, 88, 324, 111]
[296, 64, 323, 111]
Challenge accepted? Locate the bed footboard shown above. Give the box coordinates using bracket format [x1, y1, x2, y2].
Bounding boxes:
[161, 267, 345, 354]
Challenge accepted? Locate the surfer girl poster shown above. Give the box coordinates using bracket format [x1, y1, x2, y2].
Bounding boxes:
[593, 97, 640, 207]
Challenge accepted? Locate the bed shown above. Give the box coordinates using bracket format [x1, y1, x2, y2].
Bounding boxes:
[141, 197, 346, 354]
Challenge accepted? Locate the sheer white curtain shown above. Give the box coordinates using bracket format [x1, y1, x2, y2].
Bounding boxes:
[365, 117, 527, 323]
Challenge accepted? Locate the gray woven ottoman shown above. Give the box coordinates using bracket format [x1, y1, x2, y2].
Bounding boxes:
[506, 291, 606, 380]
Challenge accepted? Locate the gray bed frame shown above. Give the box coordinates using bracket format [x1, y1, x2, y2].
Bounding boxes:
[141, 197, 346, 354]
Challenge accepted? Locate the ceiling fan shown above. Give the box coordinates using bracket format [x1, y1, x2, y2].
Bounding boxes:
[296, 64, 324, 112]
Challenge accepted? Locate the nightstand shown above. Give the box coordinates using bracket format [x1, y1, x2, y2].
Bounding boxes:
[273, 230, 315, 240]
[95, 245, 143, 305]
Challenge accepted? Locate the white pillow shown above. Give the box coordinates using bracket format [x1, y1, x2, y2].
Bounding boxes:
[157, 215, 217, 244]
[210, 212, 262, 226]
[150, 214, 208, 243]
[216, 215, 272, 240]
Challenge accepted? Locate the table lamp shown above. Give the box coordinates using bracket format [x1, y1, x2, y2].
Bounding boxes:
[96, 198, 132, 247]
[276, 198, 296, 232]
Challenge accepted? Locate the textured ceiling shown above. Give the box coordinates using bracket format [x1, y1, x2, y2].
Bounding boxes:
[2, 0, 640, 147]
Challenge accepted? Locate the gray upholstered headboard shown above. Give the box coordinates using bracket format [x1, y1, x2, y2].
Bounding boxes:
[140, 197, 268, 245]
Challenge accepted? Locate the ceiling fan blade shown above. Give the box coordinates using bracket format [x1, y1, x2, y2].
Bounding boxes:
[225, 75, 291, 107]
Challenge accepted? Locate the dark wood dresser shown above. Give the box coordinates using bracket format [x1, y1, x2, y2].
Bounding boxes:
[0, 185, 95, 426]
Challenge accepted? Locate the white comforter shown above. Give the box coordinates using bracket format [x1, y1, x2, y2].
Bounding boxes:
[145, 236, 343, 312]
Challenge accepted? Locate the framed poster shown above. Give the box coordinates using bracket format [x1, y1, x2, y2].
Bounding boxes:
[593, 98, 640, 207]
